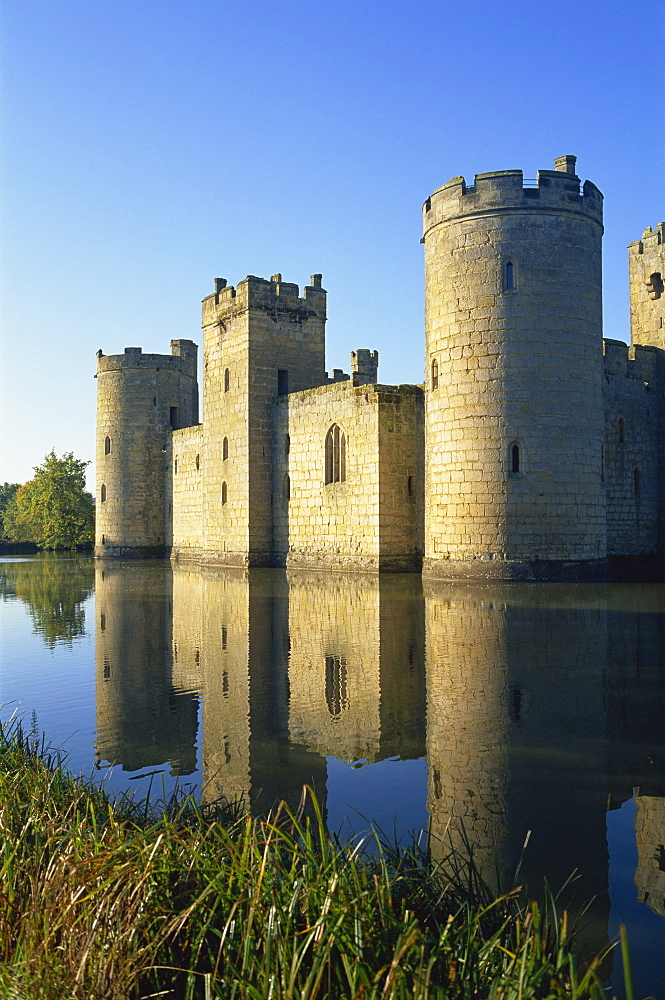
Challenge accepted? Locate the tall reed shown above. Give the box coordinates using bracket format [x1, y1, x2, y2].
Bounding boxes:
[0, 720, 623, 999]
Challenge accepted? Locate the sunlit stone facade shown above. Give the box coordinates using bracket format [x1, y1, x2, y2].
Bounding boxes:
[95, 157, 665, 579]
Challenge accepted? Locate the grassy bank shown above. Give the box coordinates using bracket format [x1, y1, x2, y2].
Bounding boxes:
[0, 723, 622, 1000]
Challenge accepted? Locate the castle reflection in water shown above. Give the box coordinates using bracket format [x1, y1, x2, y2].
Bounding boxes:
[95, 563, 665, 967]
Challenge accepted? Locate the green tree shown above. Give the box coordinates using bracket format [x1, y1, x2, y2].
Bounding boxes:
[3, 451, 94, 550]
[0, 483, 20, 539]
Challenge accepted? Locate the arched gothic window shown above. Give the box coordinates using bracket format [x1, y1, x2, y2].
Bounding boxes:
[505, 260, 515, 290]
[325, 424, 346, 484]
[104, 436, 111, 455]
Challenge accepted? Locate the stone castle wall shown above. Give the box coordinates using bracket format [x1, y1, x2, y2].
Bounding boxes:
[192, 275, 327, 567]
[170, 424, 204, 553]
[629, 224, 665, 351]
[603, 341, 659, 554]
[94, 159, 665, 577]
[95, 340, 198, 557]
[422, 158, 606, 577]
[272, 381, 423, 572]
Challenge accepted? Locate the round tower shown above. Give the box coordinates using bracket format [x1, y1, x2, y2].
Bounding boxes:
[95, 340, 198, 558]
[422, 155, 606, 579]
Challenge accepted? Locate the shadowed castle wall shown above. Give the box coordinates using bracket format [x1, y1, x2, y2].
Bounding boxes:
[603, 341, 660, 554]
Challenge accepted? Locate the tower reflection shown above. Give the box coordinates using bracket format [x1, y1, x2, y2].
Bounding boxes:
[93, 562, 665, 976]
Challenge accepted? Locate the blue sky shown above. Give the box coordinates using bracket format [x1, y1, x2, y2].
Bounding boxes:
[1, 0, 664, 489]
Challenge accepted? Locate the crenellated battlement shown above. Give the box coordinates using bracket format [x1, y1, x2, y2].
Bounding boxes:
[603, 338, 659, 382]
[629, 223, 665, 255]
[96, 340, 198, 376]
[201, 272, 326, 326]
[95, 154, 665, 575]
[423, 155, 603, 235]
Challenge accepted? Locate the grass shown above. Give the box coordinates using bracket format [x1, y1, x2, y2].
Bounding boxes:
[0, 719, 629, 1000]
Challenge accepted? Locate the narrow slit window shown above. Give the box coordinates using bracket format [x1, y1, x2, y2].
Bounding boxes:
[407, 475, 414, 496]
[618, 418, 625, 443]
[431, 358, 438, 390]
[221, 481, 227, 504]
[325, 655, 349, 718]
[325, 424, 346, 484]
[195, 454, 200, 470]
[174, 459, 178, 474]
[505, 261, 515, 290]
[104, 436, 111, 455]
[100, 484, 106, 502]
[283, 473, 290, 500]
[285, 433, 290, 454]
[224, 368, 230, 392]
[222, 437, 228, 460]
[511, 443, 520, 474]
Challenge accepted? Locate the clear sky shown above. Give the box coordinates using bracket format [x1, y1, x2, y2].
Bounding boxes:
[1, 0, 664, 490]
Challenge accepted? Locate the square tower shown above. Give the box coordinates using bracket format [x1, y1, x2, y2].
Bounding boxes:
[200, 274, 327, 565]
[629, 224, 665, 350]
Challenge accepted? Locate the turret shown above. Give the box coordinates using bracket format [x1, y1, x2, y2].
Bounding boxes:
[95, 341, 198, 557]
[351, 349, 379, 385]
[629, 223, 665, 350]
[422, 156, 606, 579]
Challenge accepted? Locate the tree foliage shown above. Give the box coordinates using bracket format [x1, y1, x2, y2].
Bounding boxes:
[3, 452, 94, 550]
[0, 556, 94, 647]
[0, 483, 20, 540]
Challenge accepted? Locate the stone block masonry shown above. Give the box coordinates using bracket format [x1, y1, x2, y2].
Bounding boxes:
[95, 156, 665, 577]
[272, 380, 423, 572]
[423, 157, 606, 578]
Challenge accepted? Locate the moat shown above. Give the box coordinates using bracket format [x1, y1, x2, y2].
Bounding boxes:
[2, 553, 665, 997]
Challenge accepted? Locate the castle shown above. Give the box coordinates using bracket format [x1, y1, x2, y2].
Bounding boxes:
[95, 155, 665, 579]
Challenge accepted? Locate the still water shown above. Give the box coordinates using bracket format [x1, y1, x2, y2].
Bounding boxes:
[1, 554, 665, 997]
